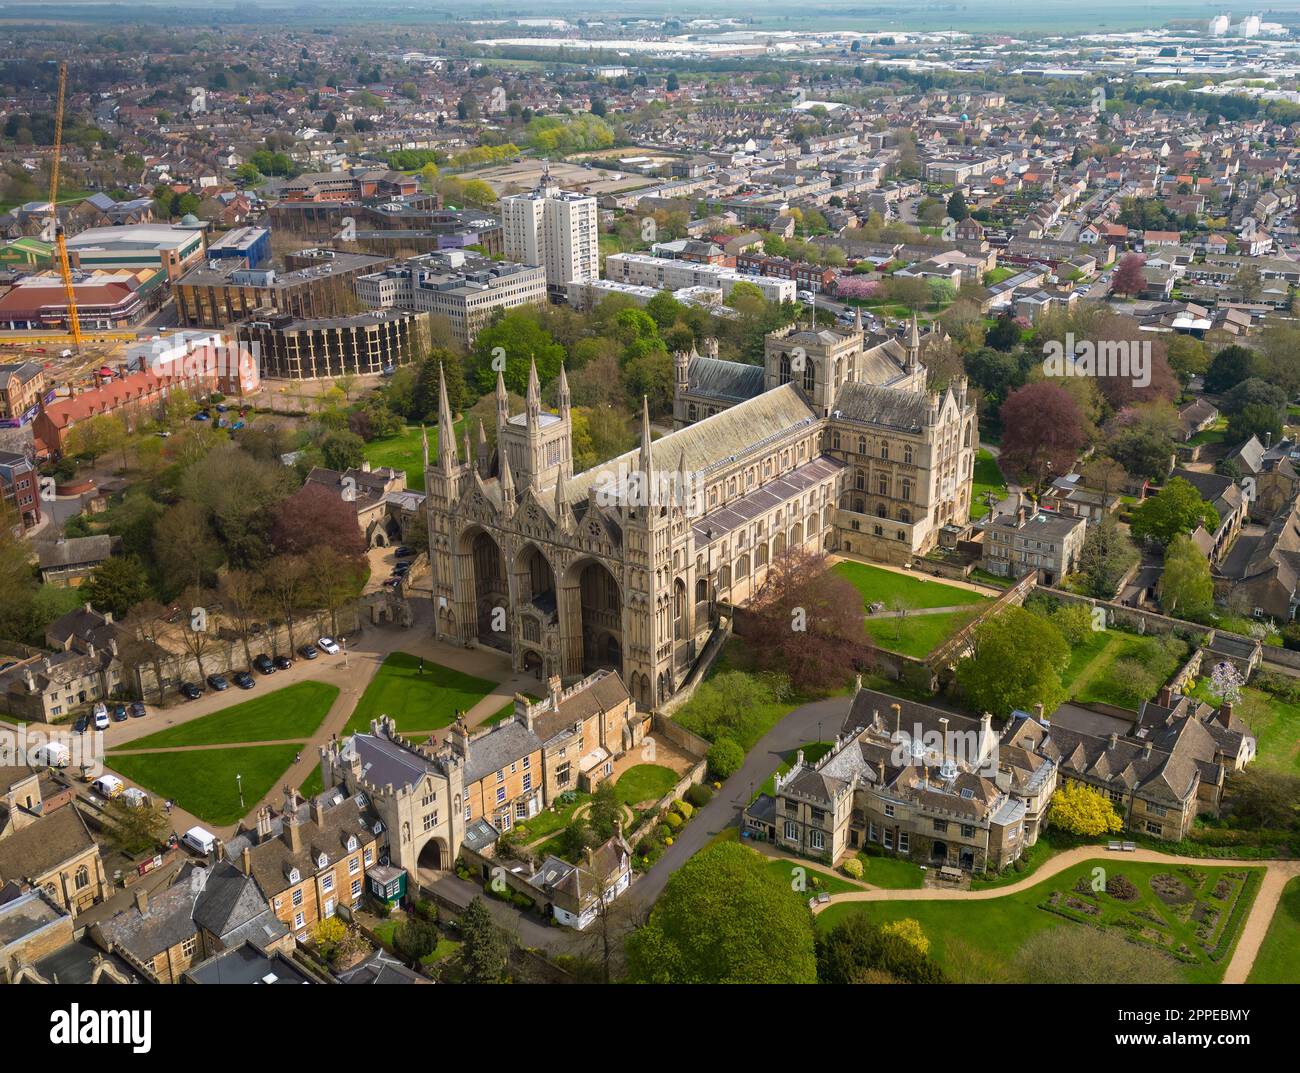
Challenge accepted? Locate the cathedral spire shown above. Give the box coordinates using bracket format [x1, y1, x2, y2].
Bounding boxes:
[638, 395, 654, 507]
[495, 367, 509, 430]
[499, 440, 515, 510]
[905, 313, 922, 370]
[421, 424, 429, 471]
[437, 362, 457, 470]
[554, 466, 573, 532]
[525, 357, 541, 426]
[476, 418, 488, 474]
[557, 362, 570, 420]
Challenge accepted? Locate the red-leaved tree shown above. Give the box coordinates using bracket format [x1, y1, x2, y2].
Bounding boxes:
[998, 381, 1087, 487]
[271, 483, 367, 560]
[1111, 253, 1148, 298]
[742, 547, 872, 693]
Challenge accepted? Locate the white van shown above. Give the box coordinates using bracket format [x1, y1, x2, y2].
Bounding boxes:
[31, 741, 70, 768]
[120, 787, 151, 808]
[92, 774, 125, 798]
[182, 826, 216, 856]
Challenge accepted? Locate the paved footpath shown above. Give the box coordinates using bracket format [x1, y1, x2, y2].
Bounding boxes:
[809, 844, 1300, 984]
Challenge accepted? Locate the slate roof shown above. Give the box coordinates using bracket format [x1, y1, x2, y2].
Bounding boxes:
[0, 806, 98, 886]
[97, 871, 201, 962]
[38, 535, 115, 569]
[462, 720, 542, 787]
[192, 860, 289, 950]
[530, 669, 631, 744]
[691, 454, 845, 546]
[832, 382, 930, 431]
[684, 355, 765, 404]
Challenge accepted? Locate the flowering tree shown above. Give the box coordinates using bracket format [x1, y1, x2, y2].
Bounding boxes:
[1207, 661, 1245, 704]
[834, 276, 881, 301]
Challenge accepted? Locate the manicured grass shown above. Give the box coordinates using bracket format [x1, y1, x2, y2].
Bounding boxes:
[969, 448, 1005, 521]
[816, 859, 1263, 984]
[1247, 876, 1300, 983]
[1187, 682, 1300, 773]
[1059, 629, 1188, 709]
[858, 854, 927, 890]
[1188, 418, 1228, 449]
[361, 421, 464, 493]
[511, 792, 591, 843]
[834, 561, 987, 610]
[755, 741, 833, 800]
[765, 857, 862, 896]
[108, 744, 301, 826]
[117, 682, 338, 749]
[864, 607, 983, 659]
[613, 764, 679, 807]
[344, 652, 499, 736]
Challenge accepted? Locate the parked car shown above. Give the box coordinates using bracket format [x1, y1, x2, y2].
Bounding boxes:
[383, 577, 401, 589]
[317, 637, 341, 655]
[391, 563, 410, 577]
[73, 715, 89, 734]
[206, 673, 230, 691]
[93, 705, 111, 731]
[299, 644, 319, 660]
[112, 703, 128, 722]
[179, 682, 204, 700]
[273, 655, 293, 670]
[191, 410, 210, 421]
[232, 671, 256, 690]
[130, 701, 147, 718]
[253, 654, 275, 675]
[394, 546, 414, 558]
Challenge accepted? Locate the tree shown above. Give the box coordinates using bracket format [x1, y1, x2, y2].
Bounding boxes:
[706, 737, 744, 780]
[470, 314, 565, 395]
[1158, 533, 1214, 618]
[742, 547, 871, 693]
[1225, 767, 1300, 830]
[1166, 334, 1208, 385]
[176, 586, 217, 681]
[1130, 477, 1218, 547]
[101, 797, 169, 857]
[460, 896, 510, 983]
[218, 569, 264, 672]
[320, 430, 365, 472]
[984, 313, 1021, 352]
[65, 413, 126, 466]
[1111, 252, 1147, 297]
[1012, 927, 1179, 984]
[587, 780, 621, 841]
[1048, 782, 1124, 837]
[945, 188, 969, 221]
[308, 544, 364, 637]
[271, 483, 367, 560]
[816, 913, 944, 984]
[1227, 402, 1283, 447]
[1204, 345, 1257, 394]
[263, 554, 309, 651]
[625, 841, 817, 984]
[997, 382, 1087, 486]
[956, 606, 1070, 718]
[153, 500, 221, 594]
[1076, 514, 1139, 599]
[81, 555, 153, 618]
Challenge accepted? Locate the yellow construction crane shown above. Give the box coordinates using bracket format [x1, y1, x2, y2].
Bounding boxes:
[49, 61, 82, 351]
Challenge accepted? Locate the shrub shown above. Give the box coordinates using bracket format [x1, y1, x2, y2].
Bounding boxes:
[657, 824, 673, 842]
[664, 812, 684, 830]
[842, 858, 864, 880]
[1106, 874, 1138, 901]
[414, 899, 439, 923]
[707, 737, 745, 780]
[673, 800, 694, 820]
[684, 783, 713, 808]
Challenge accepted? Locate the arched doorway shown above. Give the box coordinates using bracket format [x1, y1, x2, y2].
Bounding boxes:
[522, 649, 544, 679]
[931, 840, 949, 865]
[460, 526, 509, 649]
[418, 837, 448, 873]
[515, 543, 557, 616]
[562, 558, 624, 677]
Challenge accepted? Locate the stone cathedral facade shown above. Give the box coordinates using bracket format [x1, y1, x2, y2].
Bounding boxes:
[425, 313, 977, 710]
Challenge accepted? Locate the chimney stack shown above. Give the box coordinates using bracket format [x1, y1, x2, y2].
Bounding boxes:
[1107, 732, 1118, 750]
[1143, 740, 1153, 759]
[548, 675, 562, 710]
[1219, 700, 1234, 726]
[241, 845, 253, 875]
[309, 794, 326, 827]
[1157, 685, 1172, 707]
[1033, 702, 1045, 721]
[133, 887, 148, 914]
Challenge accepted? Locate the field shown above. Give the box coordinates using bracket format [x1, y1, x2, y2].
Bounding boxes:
[864, 607, 983, 659]
[361, 421, 463, 492]
[109, 744, 301, 826]
[1247, 877, 1300, 983]
[969, 449, 1006, 521]
[343, 652, 500, 736]
[1187, 682, 1300, 773]
[816, 859, 1263, 984]
[118, 682, 338, 749]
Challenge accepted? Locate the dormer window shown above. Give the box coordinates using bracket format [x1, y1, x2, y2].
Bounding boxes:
[287, 868, 301, 885]
[317, 853, 328, 869]
[346, 836, 358, 852]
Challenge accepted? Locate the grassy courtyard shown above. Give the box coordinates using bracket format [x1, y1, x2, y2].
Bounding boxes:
[834, 561, 987, 610]
[835, 560, 991, 659]
[109, 744, 301, 826]
[119, 682, 339, 749]
[343, 652, 499, 736]
[864, 607, 984, 659]
[360, 421, 464, 493]
[816, 858, 1263, 984]
[1058, 629, 1188, 710]
[969, 448, 1005, 521]
[1247, 877, 1300, 983]
[614, 764, 679, 807]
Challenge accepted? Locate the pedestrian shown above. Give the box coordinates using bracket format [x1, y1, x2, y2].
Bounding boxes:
[419, 656, 424, 675]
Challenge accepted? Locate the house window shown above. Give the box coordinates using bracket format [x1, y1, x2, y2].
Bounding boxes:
[784, 820, 799, 841]
[74, 866, 89, 890]
[961, 824, 975, 838]
[294, 912, 305, 930]
[515, 800, 527, 820]
[363, 849, 373, 866]
[868, 822, 878, 842]
[181, 936, 197, 958]
[522, 773, 532, 793]
[884, 803, 895, 818]
[323, 898, 335, 918]
[809, 829, 825, 851]
[321, 873, 333, 893]
[351, 879, 362, 900]
[292, 889, 303, 908]
[496, 786, 506, 804]
[496, 770, 504, 784]
[883, 829, 894, 850]
[348, 856, 360, 875]
[898, 831, 910, 853]
[933, 820, 948, 834]
[1145, 821, 1163, 836]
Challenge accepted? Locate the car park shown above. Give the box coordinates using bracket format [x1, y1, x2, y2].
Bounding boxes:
[273, 655, 293, 670]
[317, 637, 341, 655]
[253, 654, 275, 675]
[180, 682, 204, 700]
[73, 715, 89, 734]
[112, 704, 128, 722]
[299, 644, 319, 660]
[232, 671, 256, 689]
[93, 706, 111, 731]
[206, 673, 229, 691]
[130, 701, 147, 718]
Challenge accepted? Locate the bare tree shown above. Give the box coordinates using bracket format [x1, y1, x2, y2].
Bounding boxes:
[219, 569, 263, 671]
[122, 599, 172, 703]
[264, 554, 309, 651]
[177, 586, 217, 682]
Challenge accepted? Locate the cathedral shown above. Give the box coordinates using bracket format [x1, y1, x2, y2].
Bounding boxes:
[424, 311, 977, 709]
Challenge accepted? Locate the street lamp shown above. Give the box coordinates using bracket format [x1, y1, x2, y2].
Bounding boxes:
[236, 773, 244, 810]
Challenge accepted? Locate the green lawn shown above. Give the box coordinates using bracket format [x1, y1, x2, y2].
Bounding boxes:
[298, 766, 324, 799]
[343, 652, 500, 736]
[511, 792, 591, 843]
[1188, 418, 1228, 449]
[816, 859, 1263, 984]
[613, 764, 679, 807]
[864, 607, 983, 658]
[361, 421, 464, 493]
[969, 448, 1005, 522]
[765, 856, 862, 896]
[117, 682, 338, 749]
[1247, 876, 1300, 983]
[108, 744, 301, 826]
[1187, 682, 1300, 773]
[1059, 630, 1188, 709]
[834, 561, 988, 610]
[858, 854, 927, 889]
